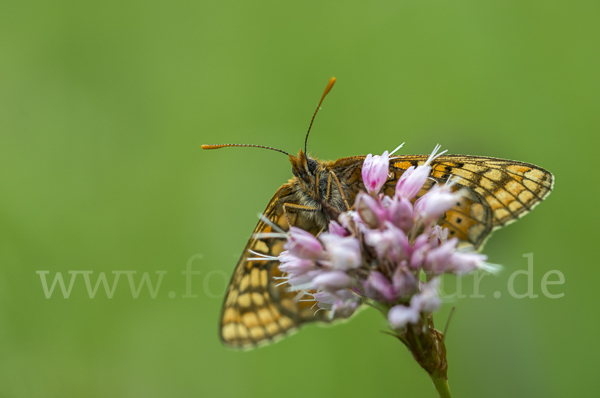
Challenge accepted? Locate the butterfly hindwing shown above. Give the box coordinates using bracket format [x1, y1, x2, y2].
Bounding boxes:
[387, 155, 554, 248]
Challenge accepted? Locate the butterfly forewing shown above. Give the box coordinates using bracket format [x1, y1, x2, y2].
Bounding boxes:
[220, 153, 553, 348]
[220, 184, 332, 349]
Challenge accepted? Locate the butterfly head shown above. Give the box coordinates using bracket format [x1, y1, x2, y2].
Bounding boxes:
[289, 149, 319, 185]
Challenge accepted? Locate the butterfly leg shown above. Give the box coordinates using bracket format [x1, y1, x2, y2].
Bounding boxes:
[282, 203, 319, 231]
[328, 171, 351, 211]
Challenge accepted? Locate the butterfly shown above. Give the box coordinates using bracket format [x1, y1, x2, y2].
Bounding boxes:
[202, 78, 554, 349]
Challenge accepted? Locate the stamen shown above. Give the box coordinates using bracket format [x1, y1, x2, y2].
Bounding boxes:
[246, 250, 278, 261]
[425, 144, 448, 166]
[479, 262, 503, 274]
[444, 174, 458, 188]
[248, 249, 273, 257]
[258, 213, 286, 234]
[253, 233, 287, 239]
[247, 257, 278, 261]
[292, 291, 306, 302]
[389, 142, 405, 156]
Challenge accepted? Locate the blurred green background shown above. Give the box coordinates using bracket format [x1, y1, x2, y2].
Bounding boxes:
[1, 0, 597, 397]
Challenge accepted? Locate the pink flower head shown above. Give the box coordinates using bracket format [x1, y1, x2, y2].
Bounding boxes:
[272, 142, 504, 368]
[285, 226, 323, 260]
[362, 151, 390, 194]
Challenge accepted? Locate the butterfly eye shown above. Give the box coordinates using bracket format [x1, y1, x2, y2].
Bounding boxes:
[307, 158, 318, 174]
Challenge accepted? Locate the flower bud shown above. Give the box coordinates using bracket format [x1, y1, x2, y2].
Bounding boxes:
[414, 185, 459, 225]
[312, 271, 354, 292]
[388, 304, 420, 329]
[320, 233, 362, 270]
[447, 251, 488, 274]
[362, 151, 390, 195]
[395, 165, 431, 200]
[332, 299, 359, 318]
[364, 224, 410, 263]
[422, 238, 458, 275]
[387, 196, 414, 233]
[410, 234, 430, 270]
[412, 278, 441, 312]
[328, 220, 350, 237]
[392, 265, 418, 299]
[278, 258, 315, 275]
[356, 192, 386, 229]
[364, 271, 397, 302]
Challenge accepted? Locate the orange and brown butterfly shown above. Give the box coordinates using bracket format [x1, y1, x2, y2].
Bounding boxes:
[202, 78, 554, 349]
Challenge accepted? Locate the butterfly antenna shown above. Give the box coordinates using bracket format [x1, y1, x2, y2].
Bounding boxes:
[304, 77, 336, 155]
[201, 143, 289, 156]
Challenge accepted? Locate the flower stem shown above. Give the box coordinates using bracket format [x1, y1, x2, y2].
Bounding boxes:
[430, 376, 452, 398]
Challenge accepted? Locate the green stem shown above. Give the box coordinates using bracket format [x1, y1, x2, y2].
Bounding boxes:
[430, 376, 452, 398]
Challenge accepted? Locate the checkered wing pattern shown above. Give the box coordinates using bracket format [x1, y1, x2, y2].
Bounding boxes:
[219, 184, 332, 349]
